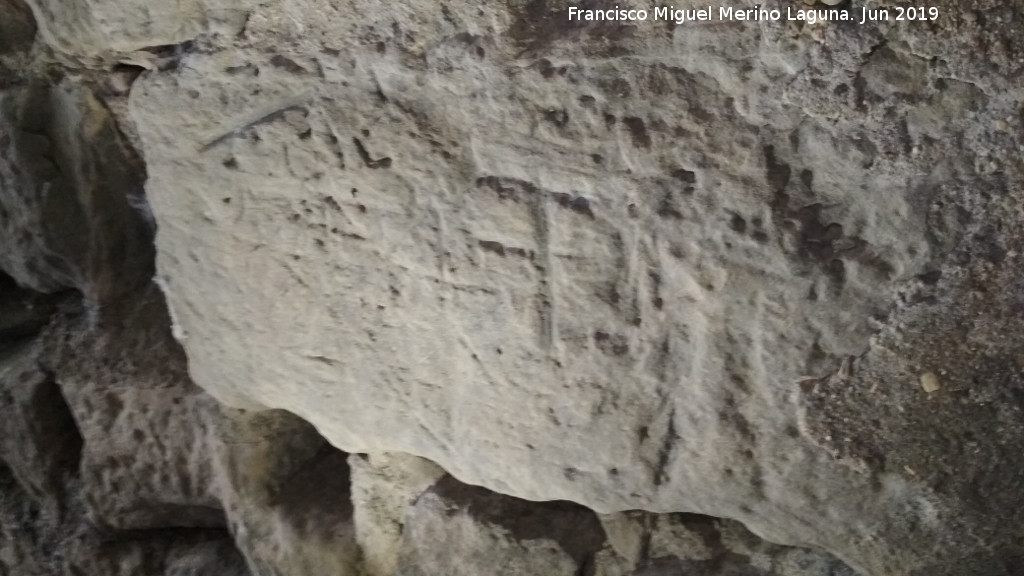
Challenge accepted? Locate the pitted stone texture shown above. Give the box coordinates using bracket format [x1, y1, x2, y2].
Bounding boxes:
[45, 288, 225, 530]
[132, 0, 1024, 573]
[600, 510, 857, 576]
[41, 287, 361, 574]
[0, 342, 81, 508]
[0, 79, 152, 303]
[0, 0, 35, 56]
[400, 495, 581, 576]
[799, 207, 1024, 576]
[398, 475, 856, 576]
[23, 0, 246, 58]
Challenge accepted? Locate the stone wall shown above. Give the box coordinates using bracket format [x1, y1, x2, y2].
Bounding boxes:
[2, 0, 1024, 574]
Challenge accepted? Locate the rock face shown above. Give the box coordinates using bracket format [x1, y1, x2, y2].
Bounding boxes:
[2, 0, 1024, 575]
[0, 0, 35, 57]
[22, 0, 247, 58]
[349, 452, 445, 576]
[129, 0, 1024, 573]
[0, 77, 153, 302]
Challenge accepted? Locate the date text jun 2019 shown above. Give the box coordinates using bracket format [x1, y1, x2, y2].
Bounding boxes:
[566, 6, 940, 25]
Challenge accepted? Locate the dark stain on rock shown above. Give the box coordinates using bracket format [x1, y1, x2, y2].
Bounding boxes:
[554, 193, 595, 218]
[544, 108, 569, 128]
[728, 214, 747, 234]
[594, 331, 629, 356]
[269, 55, 307, 74]
[508, 0, 635, 55]
[623, 116, 651, 149]
[765, 147, 893, 286]
[653, 410, 678, 486]
[478, 240, 506, 257]
[322, 195, 342, 212]
[476, 176, 541, 203]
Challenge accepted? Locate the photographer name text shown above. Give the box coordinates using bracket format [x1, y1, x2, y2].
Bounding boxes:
[568, 5, 940, 25]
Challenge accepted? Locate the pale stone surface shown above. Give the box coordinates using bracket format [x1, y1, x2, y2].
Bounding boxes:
[398, 475, 607, 576]
[400, 491, 582, 576]
[919, 372, 940, 394]
[43, 287, 362, 574]
[599, 510, 857, 576]
[2, 0, 1024, 574]
[349, 452, 445, 576]
[23, 0, 247, 58]
[45, 287, 226, 530]
[130, 0, 1024, 573]
[398, 475, 857, 576]
[0, 0, 35, 56]
[0, 272, 855, 576]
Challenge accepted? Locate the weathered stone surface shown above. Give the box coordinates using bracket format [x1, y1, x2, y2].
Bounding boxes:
[349, 452, 445, 576]
[398, 473, 856, 576]
[399, 475, 609, 576]
[61, 528, 251, 576]
[0, 458, 250, 576]
[800, 213, 1024, 576]
[23, 0, 246, 59]
[209, 409, 362, 576]
[0, 340, 80, 507]
[600, 510, 857, 576]
[130, 0, 1024, 573]
[0, 78, 153, 302]
[1, 281, 361, 576]
[44, 287, 225, 530]
[37, 284, 362, 574]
